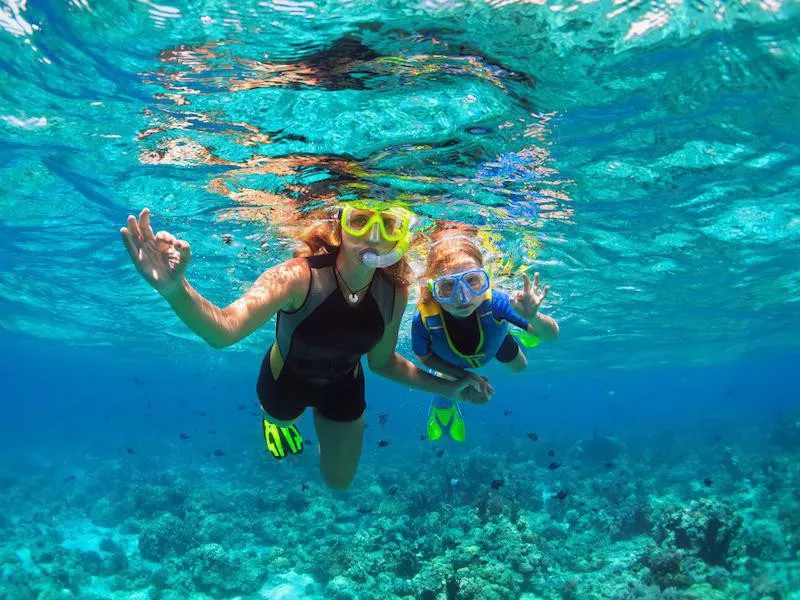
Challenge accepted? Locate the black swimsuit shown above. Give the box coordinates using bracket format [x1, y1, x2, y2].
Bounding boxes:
[256, 253, 395, 422]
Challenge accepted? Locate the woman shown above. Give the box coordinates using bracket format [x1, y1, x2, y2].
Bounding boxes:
[413, 228, 559, 442]
[120, 203, 488, 490]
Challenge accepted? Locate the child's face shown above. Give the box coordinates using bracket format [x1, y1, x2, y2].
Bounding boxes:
[436, 257, 486, 318]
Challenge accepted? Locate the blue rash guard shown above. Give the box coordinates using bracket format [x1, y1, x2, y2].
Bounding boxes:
[412, 289, 530, 369]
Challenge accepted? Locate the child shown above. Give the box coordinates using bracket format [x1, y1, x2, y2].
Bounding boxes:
[412, 229, 559, 441]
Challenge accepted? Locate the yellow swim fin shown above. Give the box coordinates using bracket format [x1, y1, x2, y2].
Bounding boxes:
[262, 418, 304, 459]
[427, 397, 466, 442]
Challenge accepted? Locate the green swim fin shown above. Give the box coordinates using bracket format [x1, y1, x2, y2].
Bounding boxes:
[427, 396, 466, 442]
[262, 418, 304, 459]
[510, 328, 541, 349]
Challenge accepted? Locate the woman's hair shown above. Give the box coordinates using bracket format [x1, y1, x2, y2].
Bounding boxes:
[419, 222, 484, 304]
[292, 215, 413, 287]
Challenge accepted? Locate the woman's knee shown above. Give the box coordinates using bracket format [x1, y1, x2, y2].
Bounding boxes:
[321, 468, 356, 491]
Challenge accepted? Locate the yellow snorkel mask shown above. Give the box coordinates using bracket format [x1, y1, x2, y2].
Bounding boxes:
[339, 201, 415, 268]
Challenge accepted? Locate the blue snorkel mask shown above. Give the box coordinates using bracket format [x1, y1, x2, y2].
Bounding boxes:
[428, 268, 491, 305]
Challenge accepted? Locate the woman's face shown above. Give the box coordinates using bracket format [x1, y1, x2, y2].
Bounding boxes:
[340, 225, 398, 267]
[435, 257, 485, 318]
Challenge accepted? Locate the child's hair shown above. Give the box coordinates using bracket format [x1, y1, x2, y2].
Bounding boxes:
[420, 223, 484, 304]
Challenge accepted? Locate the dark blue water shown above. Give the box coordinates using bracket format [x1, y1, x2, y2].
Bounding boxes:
[2, 0, 800, 597]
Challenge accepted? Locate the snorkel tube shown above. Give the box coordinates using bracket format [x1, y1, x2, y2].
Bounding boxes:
[360, 236, 410, 268]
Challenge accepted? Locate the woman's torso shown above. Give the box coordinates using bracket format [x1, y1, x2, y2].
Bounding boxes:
[274, 253, 396, 380]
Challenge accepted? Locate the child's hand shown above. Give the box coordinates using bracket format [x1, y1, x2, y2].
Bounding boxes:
[511, 272, 550, 318]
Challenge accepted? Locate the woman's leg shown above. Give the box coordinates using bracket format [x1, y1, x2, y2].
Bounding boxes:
[313, 410, 365, 490]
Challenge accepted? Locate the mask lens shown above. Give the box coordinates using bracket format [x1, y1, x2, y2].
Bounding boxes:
[346, 209, 376, 235]
[464, 271, 488, 293]
[434, 277, 456, 300]
[380, 213, 405, 240]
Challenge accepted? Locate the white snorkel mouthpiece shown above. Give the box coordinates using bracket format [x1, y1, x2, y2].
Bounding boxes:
[360, 243, 406, 268]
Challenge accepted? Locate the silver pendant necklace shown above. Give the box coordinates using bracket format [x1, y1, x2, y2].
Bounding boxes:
[336, 267, 369, 304]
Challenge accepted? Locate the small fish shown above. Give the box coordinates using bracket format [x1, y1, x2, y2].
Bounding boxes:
[555, 490, 569, 500]
[419, 434, 427, 441]
[604, 462, 615, 469]
[126, 448, 136, 455]
[237, 404, 246, 411]
[179, 433, 190, 440]
[436, 449, 445, 458]
[547, 449, 555, 457]
[388, 485, 398, 496]
[63, 474, 76, 483]
[301, 482, 309, 491]
[192, 410, 207, 417]
[305, 439, 314, 445]
[222, 233, 233, 245]
[208, 430, 216, 435]
[378, 440, 390, 448]
[703, 477, 713, 487]
[503, 409, 513, 416]
[213, 449, 225, 457]
[491, 479, 505, 490]
[548, 462, 561, 470]
[357, 507, 373, 515]
[378, 413, 388, 426]
[527, 432, 539, 441]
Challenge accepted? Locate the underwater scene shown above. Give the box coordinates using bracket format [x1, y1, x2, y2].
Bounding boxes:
[1, 0, 799, 598]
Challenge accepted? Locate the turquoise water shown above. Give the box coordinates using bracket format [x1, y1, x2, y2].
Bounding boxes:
[1, 0, 799, 598]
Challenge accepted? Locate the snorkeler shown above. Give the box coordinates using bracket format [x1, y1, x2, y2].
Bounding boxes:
[120, 203, 489, 489]
[412, 228, 559, 442]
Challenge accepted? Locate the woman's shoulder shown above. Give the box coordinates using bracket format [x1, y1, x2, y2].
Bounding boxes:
[268, 258, 312, 310]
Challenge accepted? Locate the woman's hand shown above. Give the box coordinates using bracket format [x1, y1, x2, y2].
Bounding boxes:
[511, 272, 550, 318]
[120, 207, 191, 296]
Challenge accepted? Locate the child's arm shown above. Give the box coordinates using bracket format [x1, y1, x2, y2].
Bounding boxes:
[506, 273, 559, 341]
[526, 312, 559, 341]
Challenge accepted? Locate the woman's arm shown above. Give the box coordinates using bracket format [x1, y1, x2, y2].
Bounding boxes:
[121, 207, 308, 349]
[368, 287, 486, 402]
[417, 353, 470, 382]
[162, 259, 309, 349]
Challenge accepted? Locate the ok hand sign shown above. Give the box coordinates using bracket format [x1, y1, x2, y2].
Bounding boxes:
[510, 272, 550, 318]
